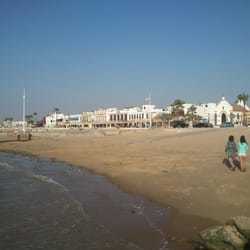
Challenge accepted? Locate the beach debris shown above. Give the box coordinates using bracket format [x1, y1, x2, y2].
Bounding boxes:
[194, 217, 250, 250]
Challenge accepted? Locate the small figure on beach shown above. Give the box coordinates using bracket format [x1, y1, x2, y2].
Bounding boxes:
[224, 135, 238, 171]
[238, 135, 249, 172]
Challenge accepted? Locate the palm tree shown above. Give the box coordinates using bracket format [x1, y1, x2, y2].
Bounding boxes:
[237, 93, 249, 126]
[54, 108, 60, 113]
[171, 99, 185, 118]
[186, 105, 197, 125]
[172, 99, 185, 108]
[24, 112, 38, 126]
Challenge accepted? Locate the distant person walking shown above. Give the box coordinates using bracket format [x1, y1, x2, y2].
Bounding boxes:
[238, 135, 249, 172]
[225, 135, 238, 171]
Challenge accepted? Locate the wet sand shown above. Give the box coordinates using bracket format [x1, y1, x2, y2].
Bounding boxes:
[1, 127, 250, 246]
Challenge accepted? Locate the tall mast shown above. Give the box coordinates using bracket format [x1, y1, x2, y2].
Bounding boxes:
[149, 93, 152, 128]
[23, 88, 26, 132]
[145, 93, 152, 128]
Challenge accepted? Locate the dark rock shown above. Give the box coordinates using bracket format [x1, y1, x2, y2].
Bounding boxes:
[230, 216, 250, 241]
[196, 225, 247, 250]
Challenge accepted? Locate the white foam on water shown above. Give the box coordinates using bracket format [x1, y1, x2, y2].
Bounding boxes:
[31, 174, 69, 192]
[0, 161, 15, 171]
[132, 201, 169, 250]
[31, 174, 90, 220]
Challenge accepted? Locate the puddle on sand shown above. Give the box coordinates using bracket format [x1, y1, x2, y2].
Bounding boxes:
[0, 152, 173, 250]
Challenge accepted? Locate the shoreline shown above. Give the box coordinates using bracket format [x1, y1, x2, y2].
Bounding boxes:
[0, 152, 170, 250]
[1, 127, 250, 242]
[0, 149, 217, 249]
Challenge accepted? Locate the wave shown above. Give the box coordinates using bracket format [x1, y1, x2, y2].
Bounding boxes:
[0, 161, 15, 171]
[31, 174, 69, 191]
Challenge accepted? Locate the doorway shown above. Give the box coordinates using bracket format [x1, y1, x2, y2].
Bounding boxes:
[221, 113, 227, 124]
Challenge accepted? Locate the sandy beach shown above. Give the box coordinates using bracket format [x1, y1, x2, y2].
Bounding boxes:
[1, 127, 250, 244]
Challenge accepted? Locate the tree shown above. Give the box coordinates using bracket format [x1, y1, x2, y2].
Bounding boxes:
[237, 93, 249, 126]
[171, 99, 185, 118]
[4, 117, 13, 122]
[186, 105, 197, 123]
[172, 99, 185, 109]
[156, 113, 172, 127]
[25, 114, 34, 125]
[54, 107, 60, 113]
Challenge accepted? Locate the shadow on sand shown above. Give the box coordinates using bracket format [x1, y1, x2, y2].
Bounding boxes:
[0, 139, 18, 144]
[222, 158, 241, 171]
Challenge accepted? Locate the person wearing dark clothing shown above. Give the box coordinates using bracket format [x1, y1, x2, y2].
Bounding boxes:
[225, 135, 238, 170]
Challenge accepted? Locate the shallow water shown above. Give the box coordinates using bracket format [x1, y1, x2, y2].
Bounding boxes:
[0, 152, 172, 250]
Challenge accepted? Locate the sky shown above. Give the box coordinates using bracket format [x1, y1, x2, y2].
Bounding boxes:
[0, 0, 249, 120]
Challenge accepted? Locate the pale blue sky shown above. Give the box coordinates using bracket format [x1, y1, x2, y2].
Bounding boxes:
[0, 0, 249, 119]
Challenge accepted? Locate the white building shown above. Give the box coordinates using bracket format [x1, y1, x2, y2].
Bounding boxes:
[195, 103, 217, 124]
[12, 121, 27, 128]
[93, 109, 108, 128]
[45, 112, 65, 128]
[45, 112, 83, 128]
[183, 103, 194, 115]
[2, 120, 27, 128]
[196, 97, 246, 126]
[65, 114, 82, 128]
[82, 112, 95, 128]
[92, 104, 165, 128]
[215, 97, 232, 125]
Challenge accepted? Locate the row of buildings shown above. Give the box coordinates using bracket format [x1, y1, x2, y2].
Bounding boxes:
[44, 97, 250, 129]
[45, 104, 164, 128]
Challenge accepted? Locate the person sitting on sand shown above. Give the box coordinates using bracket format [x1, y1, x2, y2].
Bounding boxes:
[238, 135, 249, 172]
[225, 135, 238, 171]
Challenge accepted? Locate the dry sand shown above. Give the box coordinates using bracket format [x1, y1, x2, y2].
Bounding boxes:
[1, 127, 250, 244]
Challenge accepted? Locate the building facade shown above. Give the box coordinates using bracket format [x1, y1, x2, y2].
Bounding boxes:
[65, 114, 82, 128]
[45, 113, 82, 128]
[45, 113, 65, 128]
[82, 112, 95, 128]
[92, 105, 165, 128]
[245, 112, 250, 126]
[195, 97, 247, 126]
[43, 97, 249, 129]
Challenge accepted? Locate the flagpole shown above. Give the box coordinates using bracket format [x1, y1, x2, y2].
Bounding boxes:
[23, 88, 26, 132]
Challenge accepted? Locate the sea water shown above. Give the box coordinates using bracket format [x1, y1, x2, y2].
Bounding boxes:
[0, 152, 171, 250]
